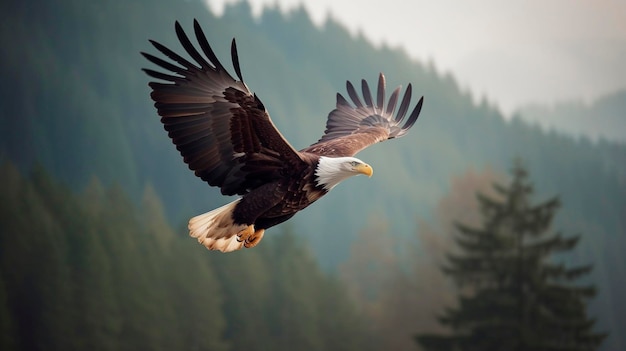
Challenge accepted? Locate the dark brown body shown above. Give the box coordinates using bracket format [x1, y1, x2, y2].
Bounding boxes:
[232, 152, 326, 230]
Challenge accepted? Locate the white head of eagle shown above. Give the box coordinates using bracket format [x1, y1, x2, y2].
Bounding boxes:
[315, 156, 373, 191]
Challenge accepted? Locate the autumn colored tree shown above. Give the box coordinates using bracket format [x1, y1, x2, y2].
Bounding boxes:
[409, 168, 502, 342]
[339, 169, 501, 351]
[416, 161, 606, 351]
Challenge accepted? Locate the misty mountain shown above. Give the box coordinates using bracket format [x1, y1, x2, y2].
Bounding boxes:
[1, 1, 625, 349]
[515, 90, 626, 143]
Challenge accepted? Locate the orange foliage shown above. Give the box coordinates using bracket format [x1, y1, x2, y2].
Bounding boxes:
[339, 166, 504, 351]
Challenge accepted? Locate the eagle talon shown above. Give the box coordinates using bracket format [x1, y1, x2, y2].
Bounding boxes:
[236, 225, 255, 244]
[244, 229, 265, 249]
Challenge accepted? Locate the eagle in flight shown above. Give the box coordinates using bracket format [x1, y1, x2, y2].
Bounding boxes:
[142, 20, 424, 252]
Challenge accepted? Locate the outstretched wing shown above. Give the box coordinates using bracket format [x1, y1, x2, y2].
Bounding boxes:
[301, 73, 423, 157]
[142, 20, 304, 196]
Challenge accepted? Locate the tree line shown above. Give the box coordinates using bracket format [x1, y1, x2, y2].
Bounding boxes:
[0, 161, 372, 351]
[0, 160, 605, 350]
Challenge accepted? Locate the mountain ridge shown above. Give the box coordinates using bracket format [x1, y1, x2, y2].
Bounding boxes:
[1, 2, 624, 348]
[515, 89, 626, 144]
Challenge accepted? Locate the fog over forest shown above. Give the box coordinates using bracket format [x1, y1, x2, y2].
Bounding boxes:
[1, 1, 624, 350]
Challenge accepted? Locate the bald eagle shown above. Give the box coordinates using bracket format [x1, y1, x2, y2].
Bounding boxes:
[142, 20, 424, 252]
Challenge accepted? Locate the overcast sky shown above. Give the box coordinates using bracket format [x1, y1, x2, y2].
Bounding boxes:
[207, 0, 626, 116]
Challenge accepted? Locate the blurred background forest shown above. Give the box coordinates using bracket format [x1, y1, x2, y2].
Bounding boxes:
[1, 0, 624, 350]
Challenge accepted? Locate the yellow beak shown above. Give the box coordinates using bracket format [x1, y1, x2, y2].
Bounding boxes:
[355, 163, 373, 177]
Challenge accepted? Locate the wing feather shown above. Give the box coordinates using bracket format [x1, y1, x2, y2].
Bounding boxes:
[193, 19, 227, 72]
[385, 87, 401, 116]
[148, 39, 198, 71]
[231, 39, 245, 82]
[395, 83, 412, 125]
[142, 52, 188, 76]
[142, 20, 304, 196]
[143, 68, 186, 84]
[346, 80, 364, 108]
[301, 73, 424, 157]
[376, 74, 385, 112]
[361, 79, 374, 111]
[398, 96, 424, 136]
[175, 21, 212, 70]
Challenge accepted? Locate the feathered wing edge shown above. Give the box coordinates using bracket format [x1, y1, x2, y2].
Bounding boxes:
[318, 73, 423, 143]
[141, 19, 245, 90]
[140, 20, 253, 193]
[142, 20, 307, 197]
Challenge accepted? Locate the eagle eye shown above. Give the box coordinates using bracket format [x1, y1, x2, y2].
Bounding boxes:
[350, 161, 359, 167]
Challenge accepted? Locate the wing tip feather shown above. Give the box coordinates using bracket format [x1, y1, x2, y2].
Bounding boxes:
[401, 95, 424, 132]
[376, 73, 385, 111]
[231, 38, 244, 82]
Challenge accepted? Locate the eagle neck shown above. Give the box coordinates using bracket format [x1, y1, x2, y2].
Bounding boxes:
[314, 156, 357, 191]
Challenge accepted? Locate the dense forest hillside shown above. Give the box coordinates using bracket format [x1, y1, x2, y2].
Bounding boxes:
[0, 161, 372, 351]
[1, 0, 624, 349]
[515, 90, 626, 143]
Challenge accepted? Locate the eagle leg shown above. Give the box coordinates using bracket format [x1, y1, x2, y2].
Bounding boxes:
[244, 229, 265, 249]
[236, 225, 255, 243]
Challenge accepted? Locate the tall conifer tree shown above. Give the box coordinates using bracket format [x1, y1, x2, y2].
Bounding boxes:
[417, 161, 606, 351]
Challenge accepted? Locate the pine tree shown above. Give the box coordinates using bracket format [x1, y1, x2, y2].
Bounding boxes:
[416, 161, 606, 351]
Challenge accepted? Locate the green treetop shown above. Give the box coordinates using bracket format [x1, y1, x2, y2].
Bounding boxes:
[416, 160, 606, 351]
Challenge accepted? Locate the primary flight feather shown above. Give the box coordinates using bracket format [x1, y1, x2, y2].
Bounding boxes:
[142, 20, 424, 252]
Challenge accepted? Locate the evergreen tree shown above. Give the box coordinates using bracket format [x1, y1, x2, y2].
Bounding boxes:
[416, 161, 606, 351]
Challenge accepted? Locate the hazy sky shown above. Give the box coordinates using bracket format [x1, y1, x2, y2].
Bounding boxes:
[207, 0, 626, 116]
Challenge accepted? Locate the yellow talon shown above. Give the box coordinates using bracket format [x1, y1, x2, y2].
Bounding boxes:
[236, 225, 255, 243]
[244, 229, 265, 249]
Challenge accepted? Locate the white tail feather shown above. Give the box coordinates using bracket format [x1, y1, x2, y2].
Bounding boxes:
[188, 199, 248, 253]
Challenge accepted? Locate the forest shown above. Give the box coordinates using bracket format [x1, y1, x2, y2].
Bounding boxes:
[1, 0, 624, 350]
[0, 161, 372, 351]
